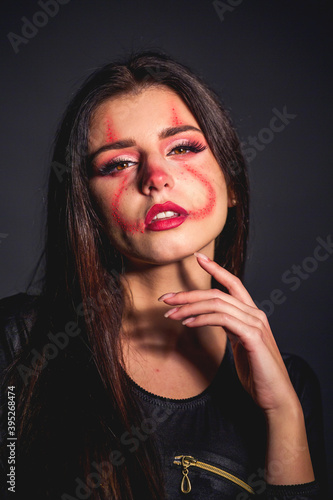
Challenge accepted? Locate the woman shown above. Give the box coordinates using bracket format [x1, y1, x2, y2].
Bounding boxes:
[0, 52, 326, 499]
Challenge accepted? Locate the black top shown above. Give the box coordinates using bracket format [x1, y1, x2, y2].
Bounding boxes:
[129, 341, 326, 499]
[0, 293, 328, 499]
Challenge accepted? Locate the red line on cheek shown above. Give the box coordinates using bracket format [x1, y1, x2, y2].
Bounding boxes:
[111, 177, 145, 234]
[171, 108, 182, 126]
[184, 165, 216, 219]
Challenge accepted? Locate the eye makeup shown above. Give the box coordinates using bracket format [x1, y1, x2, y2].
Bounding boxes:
[94, 137, 207, 176]
[167, 139, 207, 156]
[97, 158, 138, 176]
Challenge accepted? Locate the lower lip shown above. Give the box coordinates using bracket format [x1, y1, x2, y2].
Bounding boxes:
[146, 215, 188, 231]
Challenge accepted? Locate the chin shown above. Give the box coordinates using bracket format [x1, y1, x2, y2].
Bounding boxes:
[124, 239, 214, 267]
[109, 218, 224, 266]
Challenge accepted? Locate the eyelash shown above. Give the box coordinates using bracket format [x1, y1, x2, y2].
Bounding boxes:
[96, 139, 207, 176]
[98, 158, 137, 176]
[167, 139, 207, 156]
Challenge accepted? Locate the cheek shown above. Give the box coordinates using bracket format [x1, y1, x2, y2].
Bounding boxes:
[95, 163, 224, 236]
[110, 176, 145, 234]
[184, 164, 217, 220]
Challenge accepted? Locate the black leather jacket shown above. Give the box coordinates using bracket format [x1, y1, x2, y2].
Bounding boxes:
[0, 294, 328, 499]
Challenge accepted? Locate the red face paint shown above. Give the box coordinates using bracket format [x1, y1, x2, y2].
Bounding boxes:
[110, 161, 215, 236]
[171, 107, 182, 127]
[111, 166, 215, 235]
[106, 119, 117, 143]
[111, 176, 145, 234]
[184, 164, 216, 219]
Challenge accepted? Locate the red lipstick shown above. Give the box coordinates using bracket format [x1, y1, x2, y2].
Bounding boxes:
[145, 202, 188, 231]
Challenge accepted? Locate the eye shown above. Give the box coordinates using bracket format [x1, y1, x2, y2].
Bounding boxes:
[168, 140, 207, 156]
[172, 145, 192, 155]
[113, 161, 134, 171]
[97, 159, 137, 176]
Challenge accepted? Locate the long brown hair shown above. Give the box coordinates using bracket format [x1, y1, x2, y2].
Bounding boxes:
[2, 51, 249, 499]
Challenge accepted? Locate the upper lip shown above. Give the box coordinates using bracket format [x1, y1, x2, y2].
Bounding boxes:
[144, 202, 188, 227]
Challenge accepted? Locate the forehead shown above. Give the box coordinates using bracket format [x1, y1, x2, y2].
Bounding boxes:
[89, 86, 198, 140]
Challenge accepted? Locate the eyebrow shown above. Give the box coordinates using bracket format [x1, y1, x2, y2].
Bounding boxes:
[88, 125, 203, 162]
[159, 125, 203, 139]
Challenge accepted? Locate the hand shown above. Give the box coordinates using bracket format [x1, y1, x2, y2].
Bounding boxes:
[159, 252, 315, 484]
[159, 252, 300, 416]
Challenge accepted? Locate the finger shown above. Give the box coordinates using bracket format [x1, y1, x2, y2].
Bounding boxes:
[159, 289, 270, 330]
[194, 253, 256, 307]
[164, 298, 266, 332]
[159, 289, 258, 317]
[159, 288, 234, 306]
[179, 307, 281, 365]
[179, 311, 261, 345]
[180, 311, 274, 353]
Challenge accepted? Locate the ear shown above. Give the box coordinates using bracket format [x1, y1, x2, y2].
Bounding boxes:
[227, 189, 237, 208]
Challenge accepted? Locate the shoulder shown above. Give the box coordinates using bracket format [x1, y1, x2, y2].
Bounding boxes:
[0, 293, 39, 370]
[0, 292, 39, 336]
[0, 292, 39, 319]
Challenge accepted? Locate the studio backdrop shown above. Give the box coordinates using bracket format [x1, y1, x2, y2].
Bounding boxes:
[1, 0, 332, 494]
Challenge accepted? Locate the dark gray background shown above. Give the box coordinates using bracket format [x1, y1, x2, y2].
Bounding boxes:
[1, 0, 332, 491]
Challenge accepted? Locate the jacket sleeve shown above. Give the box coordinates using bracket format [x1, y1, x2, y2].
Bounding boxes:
[0, 294, 37, 500]
[263, 481, 321, 499]
[0, 293, 37, 375]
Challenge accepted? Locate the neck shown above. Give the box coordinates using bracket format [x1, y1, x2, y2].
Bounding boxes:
[120, 247, 225, 356]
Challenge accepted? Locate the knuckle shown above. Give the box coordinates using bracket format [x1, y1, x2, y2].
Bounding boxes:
[253, 316, 264, 330]
[230, 275, 241, 288]
[252, 326, 264, 340]
[212, 297, 221, 308]
[256, 309, 267, 324]
[218, 312, 229, 323]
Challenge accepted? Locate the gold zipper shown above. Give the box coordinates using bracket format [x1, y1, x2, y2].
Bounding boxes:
[174, 455, 255, 495]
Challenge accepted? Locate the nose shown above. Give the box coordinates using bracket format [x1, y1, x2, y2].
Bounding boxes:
[140, 155, 175, 195]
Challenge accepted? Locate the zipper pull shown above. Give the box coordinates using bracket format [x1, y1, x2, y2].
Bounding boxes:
[174, 455, 196, 494]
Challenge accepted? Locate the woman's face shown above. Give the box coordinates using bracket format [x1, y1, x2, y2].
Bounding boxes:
[88, 86, 231, 266]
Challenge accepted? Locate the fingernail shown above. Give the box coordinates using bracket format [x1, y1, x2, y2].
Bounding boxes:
[182, 317, 196, 325]
[164, 307, 179, 318]
[194, 252, 210, 261]
[158, 293, 176, 302]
